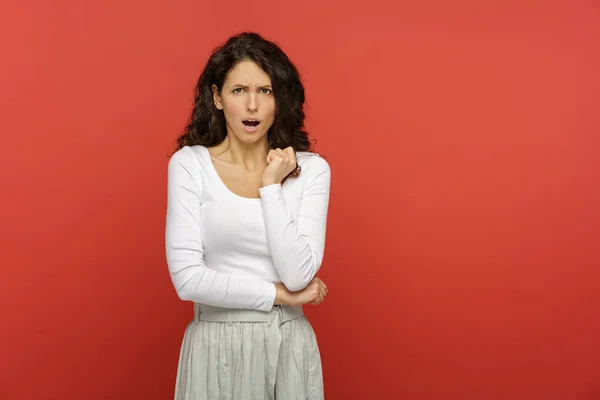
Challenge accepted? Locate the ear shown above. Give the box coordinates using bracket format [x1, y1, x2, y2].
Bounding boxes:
[212, 84, 223, 110]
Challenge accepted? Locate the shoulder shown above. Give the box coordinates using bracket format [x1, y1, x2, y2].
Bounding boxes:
[167, 146, 211, 194]
[296, 151, 331, 179]
[169, 145, 208, 170]
[167, 146, 212, 191]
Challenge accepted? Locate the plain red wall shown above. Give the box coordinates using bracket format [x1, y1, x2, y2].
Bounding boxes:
[1, 0, 599, 399]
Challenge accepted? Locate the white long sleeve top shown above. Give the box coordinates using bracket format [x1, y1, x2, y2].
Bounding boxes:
[165, 145, 331, 312]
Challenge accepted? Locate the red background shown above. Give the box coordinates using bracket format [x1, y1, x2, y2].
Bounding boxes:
[1, 0, 599, 398]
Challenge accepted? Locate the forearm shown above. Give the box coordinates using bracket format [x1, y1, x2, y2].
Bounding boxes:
[166, 249, 277, 311]
[259, 184, 322, 291]
[273, 282, 291, 305]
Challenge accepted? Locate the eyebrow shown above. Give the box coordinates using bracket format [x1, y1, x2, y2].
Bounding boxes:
[231, 84, 272, 89]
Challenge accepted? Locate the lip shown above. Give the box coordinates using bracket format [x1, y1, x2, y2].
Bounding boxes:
[242, 118, 261, 133]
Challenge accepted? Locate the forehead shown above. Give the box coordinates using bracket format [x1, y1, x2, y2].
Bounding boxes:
[225, 60, 271, 86]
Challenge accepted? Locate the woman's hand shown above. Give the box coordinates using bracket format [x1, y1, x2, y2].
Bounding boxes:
[261, 147, 297, 187]
[307, 277, 328, 306]
[274, 277, 328, 307]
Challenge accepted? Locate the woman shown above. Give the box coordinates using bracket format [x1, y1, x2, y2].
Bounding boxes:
[165, 32, 331, 400]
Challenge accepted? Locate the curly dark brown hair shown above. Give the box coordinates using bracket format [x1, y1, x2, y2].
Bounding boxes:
[172, 32, 317, 178]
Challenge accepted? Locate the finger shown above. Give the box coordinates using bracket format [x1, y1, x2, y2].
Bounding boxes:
[305, 285, 318, 303]
[318, 280, 327, 291]
[284, 146, 294, 155]
[270, 150, 286, 164]
[315, 293, 324, 305]
[314, 287, 321, 302]
[275, 149, 288, 162]
[268, 149, 281, 159]
[275, 148, 294, 163]
[318, 289, 326, 302]
[319, 285, 327, 293]
[314, 284, 325, 301]
[267, 150, 279, 163]
[283, 147, 296, 160]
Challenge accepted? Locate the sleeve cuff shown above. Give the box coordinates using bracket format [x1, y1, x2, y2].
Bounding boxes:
[258, 183, 282, 197]
[260, 282, 277, 311]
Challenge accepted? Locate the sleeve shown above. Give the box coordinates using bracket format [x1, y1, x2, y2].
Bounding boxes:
[258, 155, 331, 291]
[165, 148, 276, 311]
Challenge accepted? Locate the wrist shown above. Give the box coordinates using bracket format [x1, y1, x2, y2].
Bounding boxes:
[261, 180, 278, 187]
[273, 282, 290, 306]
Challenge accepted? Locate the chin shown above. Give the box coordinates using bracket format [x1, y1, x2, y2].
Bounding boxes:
[235, 131, 268, 144]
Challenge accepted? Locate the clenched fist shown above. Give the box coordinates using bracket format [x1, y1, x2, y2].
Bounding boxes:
[261, 146, 297, 186]
[306, 277, 328, 306]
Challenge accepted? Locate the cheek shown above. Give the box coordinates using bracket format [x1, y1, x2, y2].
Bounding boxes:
[222, 99, 245, 118]
[264, 100, 276, 119]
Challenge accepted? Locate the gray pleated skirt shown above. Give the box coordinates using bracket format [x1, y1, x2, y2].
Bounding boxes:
[174, 303, 324, 400]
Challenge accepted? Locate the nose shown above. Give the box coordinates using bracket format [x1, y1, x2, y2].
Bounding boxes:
[247, 93, 258, 112]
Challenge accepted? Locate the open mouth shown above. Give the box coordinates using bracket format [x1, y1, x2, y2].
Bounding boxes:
[242, 120, 261, 128]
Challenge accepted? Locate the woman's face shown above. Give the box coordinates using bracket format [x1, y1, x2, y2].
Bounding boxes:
[213, 60, 276, 146]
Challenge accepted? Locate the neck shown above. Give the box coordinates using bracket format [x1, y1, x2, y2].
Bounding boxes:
[219, 135, 269, 170]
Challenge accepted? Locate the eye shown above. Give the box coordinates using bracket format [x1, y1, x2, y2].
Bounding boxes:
[232, 88, 244, 94]
[260, 88, 272, 95]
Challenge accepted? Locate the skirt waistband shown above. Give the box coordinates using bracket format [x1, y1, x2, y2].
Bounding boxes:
[194, 303, 304, 324]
